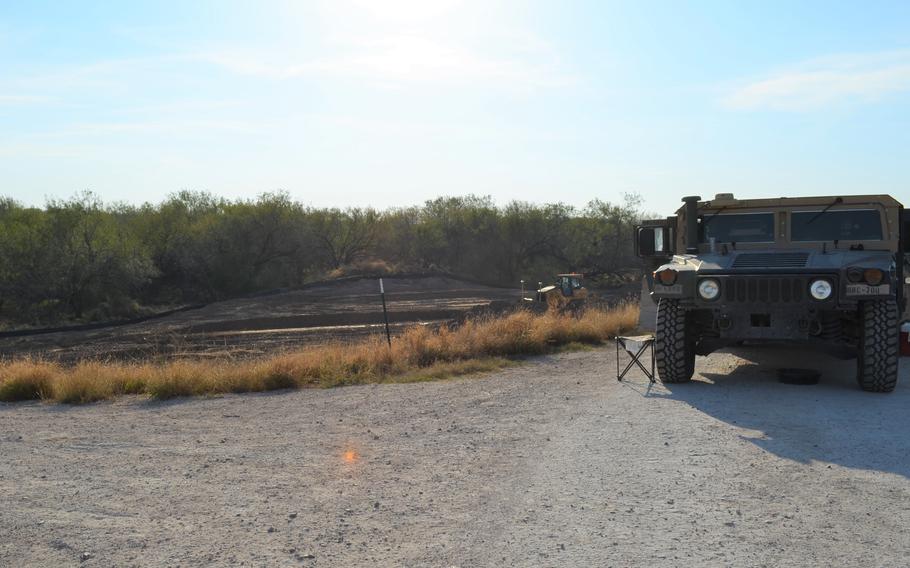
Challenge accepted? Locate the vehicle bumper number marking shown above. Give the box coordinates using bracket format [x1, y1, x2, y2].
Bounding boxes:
[654, 284, 683, 294]
[846, 284, 890, 296]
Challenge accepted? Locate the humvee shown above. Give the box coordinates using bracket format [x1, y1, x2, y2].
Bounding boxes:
[636, 193, 908, 392]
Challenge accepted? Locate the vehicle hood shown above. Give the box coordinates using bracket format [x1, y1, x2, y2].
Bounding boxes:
[665, 249, 894, 273]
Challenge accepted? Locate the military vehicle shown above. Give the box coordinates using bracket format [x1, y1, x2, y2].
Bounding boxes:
[636, 193, 908, 392]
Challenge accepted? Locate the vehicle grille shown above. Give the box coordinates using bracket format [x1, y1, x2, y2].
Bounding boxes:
[732, 252, 810, 269]
[722, 276, 807, 303]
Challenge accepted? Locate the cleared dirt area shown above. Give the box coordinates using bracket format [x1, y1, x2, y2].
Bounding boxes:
[2, 346, 908, 566]
[0, 277, 526, 363]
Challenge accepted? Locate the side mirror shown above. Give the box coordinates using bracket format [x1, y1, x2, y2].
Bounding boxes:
[636, 226, 671, 257]
[637, 227, 656, 256]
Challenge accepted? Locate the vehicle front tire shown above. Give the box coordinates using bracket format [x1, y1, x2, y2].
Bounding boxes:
[655, 298, 695, 383]
[856, 299, 899, 393]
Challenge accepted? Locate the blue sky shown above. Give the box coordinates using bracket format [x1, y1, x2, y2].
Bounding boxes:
[1, 1, 909, 215]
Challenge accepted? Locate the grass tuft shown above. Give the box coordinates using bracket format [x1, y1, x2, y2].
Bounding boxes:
[0, 303, 638, 404]
[0, 360, 59, 401]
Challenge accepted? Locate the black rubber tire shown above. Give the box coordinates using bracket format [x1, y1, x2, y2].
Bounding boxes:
[655, 298, 695, 383]
[856, 299, 899, 393]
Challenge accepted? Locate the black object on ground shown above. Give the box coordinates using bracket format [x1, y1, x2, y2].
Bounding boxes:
[778, 368, 821, 385]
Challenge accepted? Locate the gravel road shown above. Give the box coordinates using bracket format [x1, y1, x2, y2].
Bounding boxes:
[2, 346, 909, 567]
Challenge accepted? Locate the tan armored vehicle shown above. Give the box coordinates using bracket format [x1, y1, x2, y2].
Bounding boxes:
[636, 193, 908, 392]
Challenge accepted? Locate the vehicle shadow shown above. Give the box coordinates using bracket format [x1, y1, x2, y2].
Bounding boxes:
[651, 346, 910, 479]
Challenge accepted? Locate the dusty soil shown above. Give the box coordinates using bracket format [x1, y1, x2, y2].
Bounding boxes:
[0, 277, 525, 363]
[2, 346, 909, 567]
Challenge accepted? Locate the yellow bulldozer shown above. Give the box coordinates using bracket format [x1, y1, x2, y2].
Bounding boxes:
[534, 273, 589, 312]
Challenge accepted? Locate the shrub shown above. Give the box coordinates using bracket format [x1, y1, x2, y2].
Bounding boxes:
[0, 361, 59, 401]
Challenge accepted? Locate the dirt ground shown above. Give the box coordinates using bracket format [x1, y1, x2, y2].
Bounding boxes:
[0, 277, 525, 363]
[2, 346, 909, 567]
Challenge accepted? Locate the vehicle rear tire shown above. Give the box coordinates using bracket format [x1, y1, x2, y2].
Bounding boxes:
[856, 299, 899, 393]
[655, 298, 695, 383]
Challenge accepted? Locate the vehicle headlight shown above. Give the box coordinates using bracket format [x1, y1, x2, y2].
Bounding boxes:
[863, 268, 884, 286]
[810, 279, 833, 300]
[655, 269, 677, 286]
[698, 279, 720, 300]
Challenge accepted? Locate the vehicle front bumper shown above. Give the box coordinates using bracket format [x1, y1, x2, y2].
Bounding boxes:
[652, 271, 892, 309]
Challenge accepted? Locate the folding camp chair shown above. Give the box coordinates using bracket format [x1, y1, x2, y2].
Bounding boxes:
[615, 335, 655, 383]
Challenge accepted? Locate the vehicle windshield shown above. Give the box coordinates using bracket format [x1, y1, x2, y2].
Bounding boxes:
[791, 209, 883, 242]
[699, 212, 774, 243]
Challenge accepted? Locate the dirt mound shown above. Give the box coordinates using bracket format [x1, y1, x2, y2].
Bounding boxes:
[0, 276, 521, 363]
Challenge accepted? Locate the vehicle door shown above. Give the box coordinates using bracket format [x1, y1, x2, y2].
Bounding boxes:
[903, 210, 910, 322]
[635, 217, 677, 291]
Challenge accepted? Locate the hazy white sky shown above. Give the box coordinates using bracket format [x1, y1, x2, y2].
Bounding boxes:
[2, 0, 909, 215]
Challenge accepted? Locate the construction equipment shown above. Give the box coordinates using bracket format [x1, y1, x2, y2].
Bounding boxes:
[535, 273, 589, 312]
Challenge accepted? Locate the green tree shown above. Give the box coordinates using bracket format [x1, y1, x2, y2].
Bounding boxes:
[308, 207, 380, 269]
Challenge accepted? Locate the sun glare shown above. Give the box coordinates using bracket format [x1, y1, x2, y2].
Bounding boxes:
[347, 0, 463, 25]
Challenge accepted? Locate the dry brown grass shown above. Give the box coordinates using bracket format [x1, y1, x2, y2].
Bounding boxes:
[0, 303, 638, 404]
[0, 360, 58, 401]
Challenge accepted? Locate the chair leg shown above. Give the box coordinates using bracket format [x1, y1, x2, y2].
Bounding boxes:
[618, 342, 654, 382]
[650, 342, 656, 383]
[615, 338, 621, 381]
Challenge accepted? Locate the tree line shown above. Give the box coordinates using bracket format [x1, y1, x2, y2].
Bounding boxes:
[0, 191, 645, 326]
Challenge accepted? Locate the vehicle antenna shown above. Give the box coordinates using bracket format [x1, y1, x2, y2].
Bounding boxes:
[701, 205, 728, 227]
[805, 197, 844, 226]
